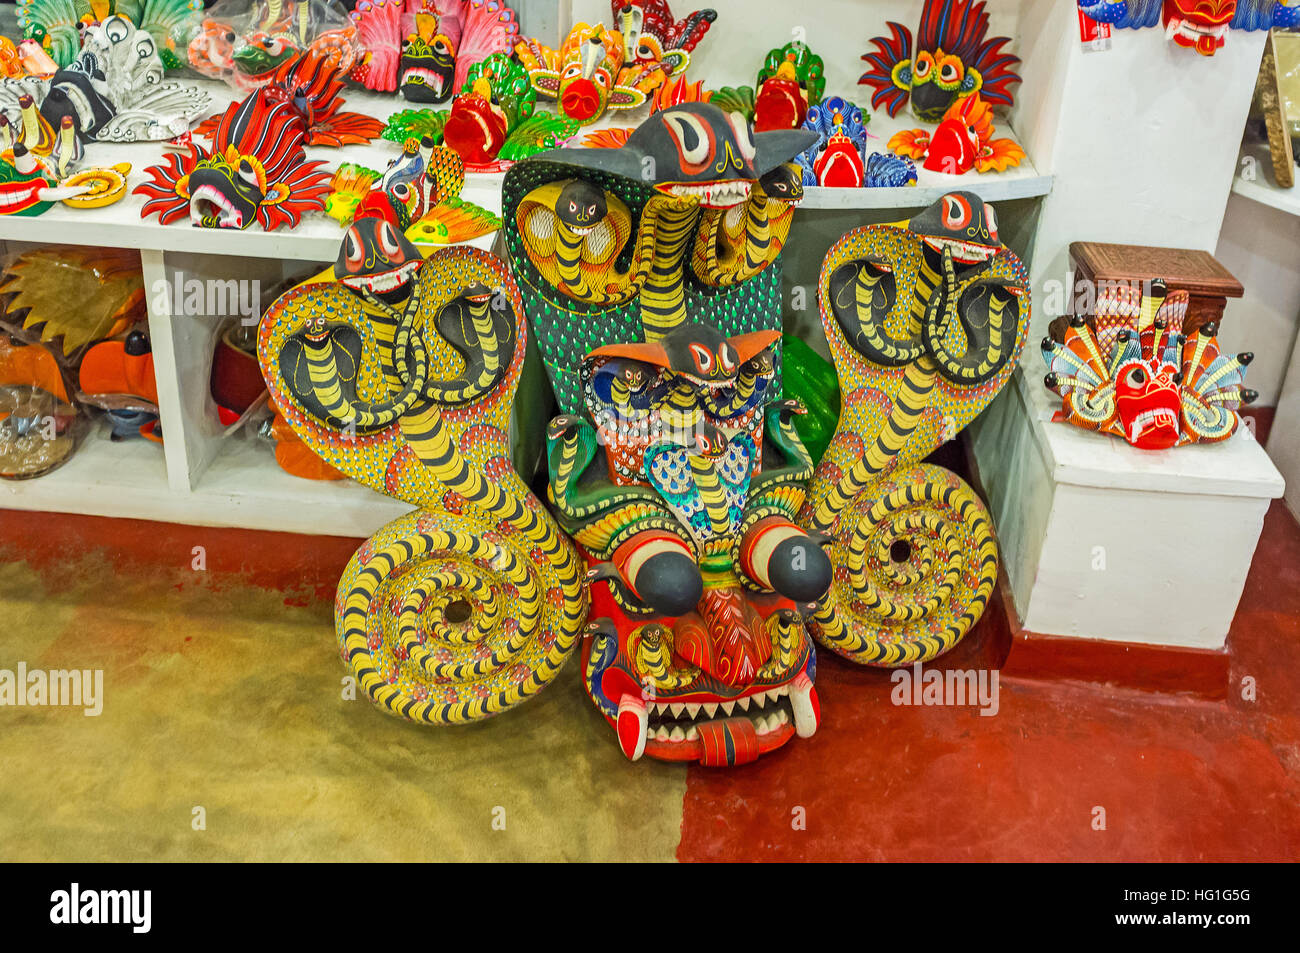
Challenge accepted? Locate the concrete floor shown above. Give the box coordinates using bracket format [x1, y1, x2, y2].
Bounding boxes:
[1, 495, 1297, 861]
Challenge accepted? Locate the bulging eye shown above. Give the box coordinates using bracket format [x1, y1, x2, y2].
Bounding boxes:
[236, 159, 259, 188]
[727, 111, 756, 162]
[912, 53, 933, 80]
[106, 18, 129, 42]
[593, 67, 612, 87]
[718, 342, 737, 373]
[137, 38, 154, 59]
[1124, 366, 1148, 389]
[689, 343, 713, 374]
[562, 63, 583, 80]
[378, 222, 403, 257]
[344, 228, 364, 270]
[435, 39, 451, 55]
[942, 193, 972, 229]
[392, 183, 410, 202]
[662, 111, 715, 172]
[267, 39, 284, 55]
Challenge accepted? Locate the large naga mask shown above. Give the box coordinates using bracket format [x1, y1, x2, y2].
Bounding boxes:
[799, 193, 1030, 671]
[503, 104, 824, 765]
[1042, 280, 1256, 448]
[0, 15, 210, 143]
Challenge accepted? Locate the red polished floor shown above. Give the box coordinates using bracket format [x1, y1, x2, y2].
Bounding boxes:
[677, 498, 1300, 861]
[2, 495, 1297, 861]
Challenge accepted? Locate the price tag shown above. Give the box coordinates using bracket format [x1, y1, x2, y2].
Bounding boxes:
[1078, 8, 1112, 52]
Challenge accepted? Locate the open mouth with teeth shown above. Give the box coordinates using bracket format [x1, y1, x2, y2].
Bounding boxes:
[610, 662, 819, 767]
[657, 178, 753, 209]
[636, 675, 814, 762]
[1165, 16, 1231, 56]
[188, 183, 246, 228]
[0, 176, 51, 215]
[339, 258, 423, 296]
[400, 67, 447, 97]
[922, 235, 999, 265]
[1126, 406, 1179, 445]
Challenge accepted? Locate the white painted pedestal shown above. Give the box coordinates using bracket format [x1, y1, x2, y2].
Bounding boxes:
[970, 365, 1286, 651]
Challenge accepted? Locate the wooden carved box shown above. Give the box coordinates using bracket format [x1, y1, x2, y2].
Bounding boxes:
[1069, 241, 1244, 336]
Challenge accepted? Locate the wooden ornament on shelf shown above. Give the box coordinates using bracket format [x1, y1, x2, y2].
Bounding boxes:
[1068, 241, 1244, 337]
[1259, 29, 1295, 189]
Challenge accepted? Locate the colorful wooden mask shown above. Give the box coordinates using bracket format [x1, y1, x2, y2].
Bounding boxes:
[17, 0, 203, 71]
[186, 0, 363, 91]
[860, 0, 1021, 122]
[794, 96, 867, 187]
[1078, 1, 1300, 57]
[0, 15, 211, 144]
[194, 50, 384, 148]
[1042, 280, 1256, 448]
[0, 96, 131, 214]
[324, 136, 501, 245]
[136, 81, 332, 229]
[803, 192, 1030, 668]
[260, 213, 592, 724]
[442, 52, 578, 168]
[346, 0, 520, 100]
[515, 22, 660, 125]
[612, 0, 716, 76]
[889, 93, 1025, 174]
[753, 41, 826, 132]
[500, 104, 826, 765]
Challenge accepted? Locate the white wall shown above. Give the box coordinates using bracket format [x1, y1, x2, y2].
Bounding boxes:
[1016, 8, 1267, 342]
[1214, 191, 1300, 405]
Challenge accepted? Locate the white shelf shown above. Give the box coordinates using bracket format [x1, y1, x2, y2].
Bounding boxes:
[1231, 140, 1300, 217]
[1015, 360, 1285, 500]
[798, 109, 1051, 209]
[0, 420, 410, 535]
[0, 82, 503, 261]
[191, 438, 411, 535]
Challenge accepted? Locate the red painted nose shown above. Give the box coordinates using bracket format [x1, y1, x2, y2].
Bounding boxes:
[561, 79, 601, 120]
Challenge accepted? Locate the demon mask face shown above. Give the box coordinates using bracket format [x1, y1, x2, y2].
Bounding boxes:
[336, 215, 424, 303]
[860, 0, 1022, 122]
[1077, 1, 1299, 57]
[41, 16, 163, 139]
[1164, 0, 1238, 55]
[546, 321, 831, 765]
[1043, 279, 1257, 448]
[399, 28, 457, 103]
[516, 23, 649, 125]
[136, 90, 332, 230]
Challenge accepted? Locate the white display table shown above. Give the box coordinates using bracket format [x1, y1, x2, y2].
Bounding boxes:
[971, 364, 1285, 651]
